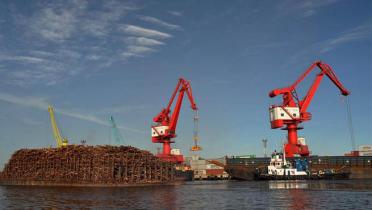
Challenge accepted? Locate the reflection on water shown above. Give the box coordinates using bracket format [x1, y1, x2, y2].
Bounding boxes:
[269, 180, 309, 189]
[0, 180, 371, 209]
[267, 180, 372, 210]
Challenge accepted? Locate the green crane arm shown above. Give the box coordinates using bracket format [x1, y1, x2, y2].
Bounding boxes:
[109, 116, 125, 145]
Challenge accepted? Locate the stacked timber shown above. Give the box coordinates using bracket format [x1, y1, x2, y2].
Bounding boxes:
[0, 145, 174, 186]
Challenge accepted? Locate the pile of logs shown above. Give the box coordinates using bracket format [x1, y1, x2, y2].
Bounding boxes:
[0, 145, 174, 186]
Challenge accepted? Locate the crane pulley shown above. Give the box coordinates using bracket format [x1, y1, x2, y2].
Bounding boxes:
[48, 105, 68, 148]
[269, 61, 350, 157]
[152, 78, 198, 163]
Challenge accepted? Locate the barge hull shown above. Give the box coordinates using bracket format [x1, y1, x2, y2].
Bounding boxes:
[225, 156, 372, 180]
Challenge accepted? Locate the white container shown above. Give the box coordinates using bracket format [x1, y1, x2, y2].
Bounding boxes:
[191, 155, 200, 160]
[269, 106, 300, 121]
[171, 148, 181, 155]
[359, 145, 372, 152]
[359, 151, 372, 156]
[151, 126, 169, 137]
[298, 137, 306, 145]
[206, 164, 223, 170]
[190, 160, 207, 170]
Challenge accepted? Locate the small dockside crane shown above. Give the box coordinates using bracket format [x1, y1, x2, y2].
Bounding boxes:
[48, 105, 68, 148]
[109, 116, 125, 145]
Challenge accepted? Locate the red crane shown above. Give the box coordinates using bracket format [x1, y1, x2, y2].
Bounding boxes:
[269, 61, 350, 157]
[152, 78, 198, 163]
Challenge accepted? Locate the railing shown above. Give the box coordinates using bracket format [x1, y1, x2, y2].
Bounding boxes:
[226, 156, 372, 168]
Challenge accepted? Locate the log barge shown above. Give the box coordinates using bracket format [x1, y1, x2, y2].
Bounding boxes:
[225, 155, 372, 180]
[0, 145, 175, 186]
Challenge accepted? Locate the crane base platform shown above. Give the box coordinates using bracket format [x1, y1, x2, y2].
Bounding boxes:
[156, 154, 184, 164]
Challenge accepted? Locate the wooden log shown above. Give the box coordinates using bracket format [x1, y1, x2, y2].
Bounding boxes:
[0, 145, 175, 185]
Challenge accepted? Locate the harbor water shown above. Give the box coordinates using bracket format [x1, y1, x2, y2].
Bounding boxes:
[0, 180, 371, 209]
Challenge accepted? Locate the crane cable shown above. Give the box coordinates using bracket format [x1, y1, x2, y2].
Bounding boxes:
[344, 96, 356, 151]
[192, 110, 201, 151]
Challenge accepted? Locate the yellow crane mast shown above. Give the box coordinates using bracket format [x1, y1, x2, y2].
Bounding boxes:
[48, 105, 68, 148]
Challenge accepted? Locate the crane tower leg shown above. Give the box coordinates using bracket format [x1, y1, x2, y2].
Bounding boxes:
[163, 141, 171, 155]
[287, 124, 298, 145]
[285, 124, 309, 157]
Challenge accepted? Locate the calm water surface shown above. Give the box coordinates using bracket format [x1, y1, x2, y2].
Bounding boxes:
[0, 180, 371, 209]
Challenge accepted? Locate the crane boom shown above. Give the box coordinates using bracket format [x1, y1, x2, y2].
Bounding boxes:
[269, 61, 350, 157]
[48, 105, 68, 148]
[109, 116, 125, 145]
[152, 78, 198, 163]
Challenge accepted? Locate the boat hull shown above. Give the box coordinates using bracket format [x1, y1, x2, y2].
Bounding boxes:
[254, 172, 350, 180]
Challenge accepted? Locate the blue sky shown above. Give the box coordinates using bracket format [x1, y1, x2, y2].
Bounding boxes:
[0, 0, 371, 167]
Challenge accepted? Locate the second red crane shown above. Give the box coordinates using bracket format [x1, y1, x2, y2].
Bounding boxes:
[151, 78, 198, 164]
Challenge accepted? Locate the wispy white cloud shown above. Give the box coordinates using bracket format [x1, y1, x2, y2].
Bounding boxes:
[86, 54, 103, 61]
[0, 92, 144, 133]
[57, 48, 82, 59]
[168, 11, 183, 17]
[127, 45, 156, 54]
[30, 1, 85, 42]
[0, 54, 45, 64]
[28, 50, 56, 57]
[3, 1, 180, 86]
[122, 46, 156, 59]
[56, 109, 144, 133]
[0, 92, 49, 110]
[124, 37, 164, 46]
[82, 1, 137, 37]
[320, 24, 372, 53]
[29, 0, 137, 41]
[1, 51, 73, 86]
[139, 16, 181, 30]
[278, 0, 340, 17]
[100, 104, 150, 114]
[120, 24, 172, 59]
[288, 23, 372, 65]
[121, 24, 172, 39]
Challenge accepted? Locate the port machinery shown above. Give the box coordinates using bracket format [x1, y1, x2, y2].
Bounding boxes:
[151, 78, 198, 164]
[48, 105, 69, 148]
[109, 116, 125, 145]
[269, 61, 350, 157]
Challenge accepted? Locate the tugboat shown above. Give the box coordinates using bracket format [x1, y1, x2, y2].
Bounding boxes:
[254, 149, 350, 180]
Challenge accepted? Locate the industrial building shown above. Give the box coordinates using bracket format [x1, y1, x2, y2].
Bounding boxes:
[185, 156, 229, 180]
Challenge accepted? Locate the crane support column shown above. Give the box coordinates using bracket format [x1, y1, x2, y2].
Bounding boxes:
[287, 124, 298, 145]
[163, 141, 171, 155]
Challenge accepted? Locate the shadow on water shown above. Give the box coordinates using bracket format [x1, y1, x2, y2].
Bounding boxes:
[0, 185, 178, 209]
